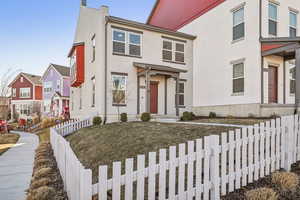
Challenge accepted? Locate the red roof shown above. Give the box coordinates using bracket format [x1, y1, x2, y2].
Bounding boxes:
[147, 0, 225, 31]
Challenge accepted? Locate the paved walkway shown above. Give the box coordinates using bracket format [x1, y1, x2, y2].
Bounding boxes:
[0, 131, 38, 200]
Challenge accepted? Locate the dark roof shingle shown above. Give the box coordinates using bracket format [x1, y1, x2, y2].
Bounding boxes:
[21, 73, 42, 85]
[51, 64, 70, 77]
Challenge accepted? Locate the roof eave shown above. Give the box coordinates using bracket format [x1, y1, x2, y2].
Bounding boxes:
[146, 0, 159, 24]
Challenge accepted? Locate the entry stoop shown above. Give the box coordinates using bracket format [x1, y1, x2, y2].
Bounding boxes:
[151, 115, 180, 123]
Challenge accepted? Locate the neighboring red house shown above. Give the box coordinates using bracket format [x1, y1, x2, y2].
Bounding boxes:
[9, 73, 43, 120]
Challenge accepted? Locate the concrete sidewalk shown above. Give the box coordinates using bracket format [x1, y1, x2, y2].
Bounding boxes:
[0, 131, 38, 200]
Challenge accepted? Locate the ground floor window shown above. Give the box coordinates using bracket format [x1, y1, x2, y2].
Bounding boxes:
[20, 104, 31, 116]
[232, 62, 245, 94]
[290, 64, 296, 94]
[112, 74, 127, 105]
[178, 82, 185, 106]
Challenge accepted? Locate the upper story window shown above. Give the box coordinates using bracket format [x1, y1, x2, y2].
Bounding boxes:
[57, 80, 61, 89]
[269, 2, 278, 36]
[112, 29, 141, 57]
[233, 7, 245, 41]
[20, 88, 31, 98]
[91, 35, 96, 62]
[290, 11, 297, 37]
[20, 77, 24, 83]
[162, 39, 185, 63]
[12, 88, 16, 97]
[44, 82, 52, 93]
[233, 62, 244, 94]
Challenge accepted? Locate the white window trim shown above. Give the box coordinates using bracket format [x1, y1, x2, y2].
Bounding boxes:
[162, 39, 185, 63]
[91, 77, 96, 107]
[178, 82, 185, 106]
[290, 65, 296, 94]
[91, 35, 96, 62]
[111, 74, 128, 105]
[232, 62, 245, 96]
[112, 29, 142, 57]
[269, 2, 278, 36]
[289, 11, 297, 36]
[20, 87, 31, 98]
[232, 6, 245, 42]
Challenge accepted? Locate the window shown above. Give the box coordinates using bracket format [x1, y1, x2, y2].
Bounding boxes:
[79, 86, 82, 110]
[290, 64, 296, 94]
[44, 82, 52, 93]
[71, 91, 74, 111]
[20, 104, 31, 116]
[57, 80, 61, 89]
[290, 11, 297, 37]
[112, 74, 127, 105]
[233, 7, 245, 41]
[91, 77, 96, 107]
[20, 77, 24, 83]
[20, 88, 31, 98]
[162, 40, 185, 63]
[233, 63, 245, 94]
[269, 3, 278, 36]
[12, 88, 16, 97]
[178, 82, 185, 106]
[92, 35, 96, 62]
[113, 29, 141, 57]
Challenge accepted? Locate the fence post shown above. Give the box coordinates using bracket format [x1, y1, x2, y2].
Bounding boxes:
[210, 135, 220, 200]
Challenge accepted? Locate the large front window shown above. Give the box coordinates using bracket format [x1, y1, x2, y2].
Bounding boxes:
[290, 11, 297, 37]
[113, 29, 141, 57]
[269, 3, 278, 36]
[233, 63, 244, 94]
[112, 74, 127, 105]
[233, 7, 245, 41]
[20, 104, 31, 116]
[162, 40, 185, 63]
[44, 82, 52, 93]
[20, 88, 31, 98]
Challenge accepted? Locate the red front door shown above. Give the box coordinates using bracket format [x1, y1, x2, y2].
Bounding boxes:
[268, 66, 278, 103]
[150, 82, 158, 114]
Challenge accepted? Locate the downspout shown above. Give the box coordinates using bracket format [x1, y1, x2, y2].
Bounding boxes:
[104, 19, 108, 124]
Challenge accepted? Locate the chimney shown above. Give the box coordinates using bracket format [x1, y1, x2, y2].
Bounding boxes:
[81, 0, 87, 6]
[100, 5, 109, 16]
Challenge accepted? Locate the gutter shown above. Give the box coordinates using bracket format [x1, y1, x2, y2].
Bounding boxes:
[104, 20, 108, 124]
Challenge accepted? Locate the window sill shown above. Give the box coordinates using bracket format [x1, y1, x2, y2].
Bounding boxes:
[112, 104, 127, 107]
[162, 60, 186, 65]
[177, 105, 186, 108]
[113, 53, 142, 59]
[231, 92, 244, 96]
[232, 37, 244, 44]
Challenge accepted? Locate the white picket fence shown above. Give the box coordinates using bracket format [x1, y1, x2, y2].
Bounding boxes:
[51, 115, 300, 200]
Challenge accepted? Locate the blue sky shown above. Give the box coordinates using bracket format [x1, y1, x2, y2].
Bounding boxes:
[0, 0, 155, 77]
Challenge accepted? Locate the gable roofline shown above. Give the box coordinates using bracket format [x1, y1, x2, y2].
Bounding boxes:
[106, 16, 197, 40]
[8, 73, 42, 87]
[68, 42, 85, 57]
[41, 64, 70, 81]
[147, 0, 226, 31]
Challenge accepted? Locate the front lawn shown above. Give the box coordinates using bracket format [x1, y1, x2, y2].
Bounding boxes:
[0, 133, 20, 155]
[66, 122, 238, 183]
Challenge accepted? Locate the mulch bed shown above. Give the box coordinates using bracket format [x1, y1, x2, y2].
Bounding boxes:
[26, 142, 68, 200]
[222, 162, 300, 200]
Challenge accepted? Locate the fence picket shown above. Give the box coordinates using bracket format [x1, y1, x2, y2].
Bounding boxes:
[187, 141, 194, 200]
[137, 155, 145, 200]
[125, 158, 133, 200]
[248, 126, 254, 183]
[148, 152, 156, 200]
[210, 135, 220, 200]
[203, 137, 210, 200]
[221, 132, 227, 195]
[228, 131, 234, 192]
[99, 166, 108, 200]
[265, 121, 270, 175]
[241, 127, 247, 186]
[235, 129, 241, 189]
[168, 146, 176, 200]
[112, 162, 121, 200]
[159, 149, 166, 200]
[195, 139, 203, 199]
[259, 123, 265, 178]
[178, 143, 185, 200]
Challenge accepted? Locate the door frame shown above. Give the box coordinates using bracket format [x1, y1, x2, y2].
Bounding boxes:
[268, 65, 278, 104]
[150, 81, 159, 114]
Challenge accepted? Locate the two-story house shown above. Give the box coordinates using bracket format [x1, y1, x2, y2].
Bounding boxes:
[148, 0, 300, 117]
[69, 1, 195, 122]
[41, 64, 71, 117]
[9, 73, 43, 119]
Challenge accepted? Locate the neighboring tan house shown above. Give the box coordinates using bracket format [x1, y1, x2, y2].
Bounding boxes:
[147, 0, 300, 117]
[41, 64, 70, 117]
[0, 97, 10, 120]
[69, 1, 195, 122]
[9, 73, 43, 120]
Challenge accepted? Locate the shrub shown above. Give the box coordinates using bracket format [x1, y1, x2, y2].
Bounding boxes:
[120, 113, 128, 122]
[93, 116, 102, 126]
[248, 113, 255, 118]
[33, 168, 53, 180]
[181, 111, 193, 121]
[245, 188, 278, 200]
[31, 178, 52, 190]
[141, 112, 151, 122]
[209, 112, 217, 118]
[271, 172, 299, 191]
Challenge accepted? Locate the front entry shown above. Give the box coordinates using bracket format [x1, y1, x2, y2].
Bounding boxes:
[268, 66, 278, 103]
[150, 81, 158, 114]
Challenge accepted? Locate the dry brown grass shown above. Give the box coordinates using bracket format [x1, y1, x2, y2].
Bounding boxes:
[30, 178, 52, 190]
[27, 186, 56, 200]
[0, 133, 20, 155]
[271, 172, 299, 191]
[33, 167, 53, 180]
[245, 188, 278, 200]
